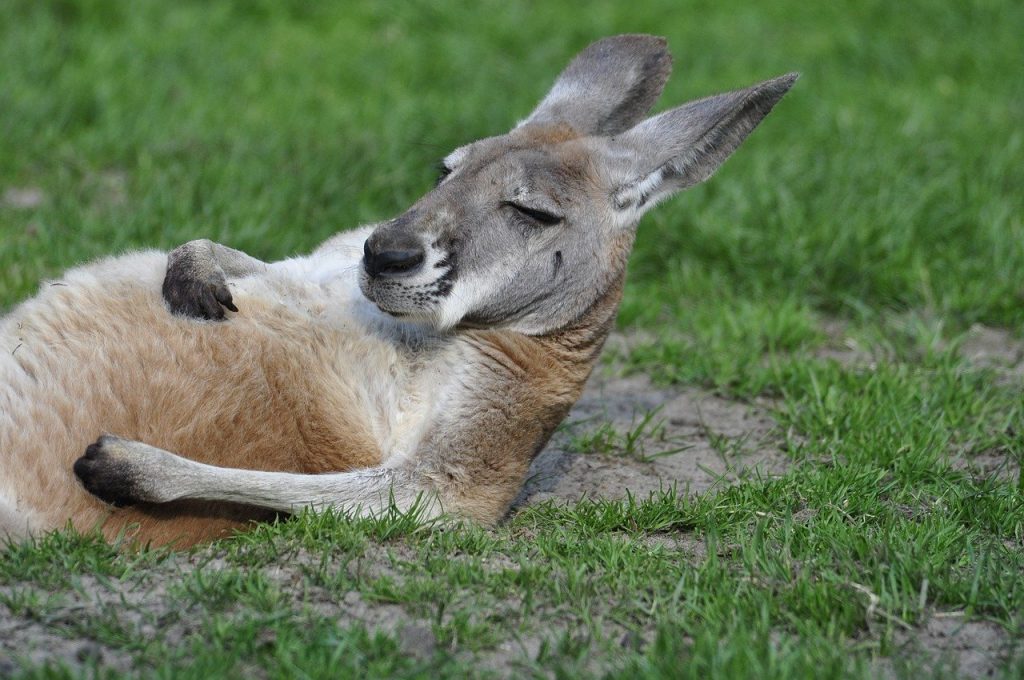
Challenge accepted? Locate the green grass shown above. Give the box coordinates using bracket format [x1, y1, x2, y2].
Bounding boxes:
[1, 0, 1023, 678]
[563, 406, 687, 461]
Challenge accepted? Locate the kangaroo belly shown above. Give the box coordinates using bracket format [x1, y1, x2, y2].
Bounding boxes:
[0, 252, 384, 546]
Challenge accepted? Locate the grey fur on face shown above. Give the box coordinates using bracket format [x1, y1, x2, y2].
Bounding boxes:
[358, 35, 797, 335]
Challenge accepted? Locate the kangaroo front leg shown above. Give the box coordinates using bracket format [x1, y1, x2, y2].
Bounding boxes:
[163, 239, 268, 320]
[74, 436, 442, 519]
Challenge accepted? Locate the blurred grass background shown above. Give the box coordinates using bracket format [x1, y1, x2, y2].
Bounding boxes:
[2, 0, 1022, 335]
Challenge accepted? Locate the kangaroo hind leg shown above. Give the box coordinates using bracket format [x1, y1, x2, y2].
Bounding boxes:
[74, 435, 442, 520]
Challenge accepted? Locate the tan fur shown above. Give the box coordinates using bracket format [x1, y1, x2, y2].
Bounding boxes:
[440, 276, 624, 521]
[0, 258, 384, 545]
[515, 122, 583, 146]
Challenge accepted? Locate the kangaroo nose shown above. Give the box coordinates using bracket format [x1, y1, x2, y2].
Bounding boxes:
[363, 235, 425, 278]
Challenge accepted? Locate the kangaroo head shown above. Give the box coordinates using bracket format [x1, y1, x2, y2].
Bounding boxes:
[360, 35, 797, 334]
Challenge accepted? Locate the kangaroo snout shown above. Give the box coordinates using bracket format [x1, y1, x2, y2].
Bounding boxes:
[359, 212, 457, 323]
[362, 231, 425, 278]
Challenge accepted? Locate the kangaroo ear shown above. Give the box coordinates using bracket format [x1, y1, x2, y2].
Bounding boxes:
[611, 73, 799, 214]
[518, 34, 672, 136]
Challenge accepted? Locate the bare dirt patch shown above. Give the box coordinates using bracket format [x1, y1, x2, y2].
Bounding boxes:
[515, 368, 792, 508]
[1, 186, 46, 210]
[0, 542, 623, 676]
[952, 325, 1022, 483]
[814, 318, 1024, 382]
[0, 600, 134, 676]
[951, 448, 1021, 484]
[0, 577, 156, 675]
[959, 324, 1024, 381]
[882, 614, 1022, 679]
[814, 317, 876, 367]
[0, 547, 441, 675]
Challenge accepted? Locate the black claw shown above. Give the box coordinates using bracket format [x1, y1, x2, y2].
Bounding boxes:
[72, 453, 94, 480]
[200, 290, 225, 320]
[214, 285, 238, 312]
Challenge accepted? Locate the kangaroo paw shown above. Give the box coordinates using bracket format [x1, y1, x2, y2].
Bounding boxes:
[74, 435, 150, 507]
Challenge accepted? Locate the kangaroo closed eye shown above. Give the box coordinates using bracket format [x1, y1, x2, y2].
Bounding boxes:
[504, 202, 563, 226]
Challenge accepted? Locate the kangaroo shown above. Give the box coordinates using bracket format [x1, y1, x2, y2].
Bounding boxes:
[0, 35, 796, 547]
